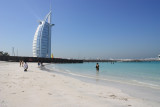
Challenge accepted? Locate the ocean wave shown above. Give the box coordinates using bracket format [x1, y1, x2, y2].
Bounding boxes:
[132, 80, 159, 87]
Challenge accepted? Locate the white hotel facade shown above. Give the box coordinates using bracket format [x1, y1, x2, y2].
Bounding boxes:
[32, 11, 54, 58]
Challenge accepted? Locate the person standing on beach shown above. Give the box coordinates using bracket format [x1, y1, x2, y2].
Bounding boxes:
[38, 61, 40, 67]
[23, 62, 28, 71]
[19, 60, 22, 67]
[22, 60, 24, 67]
[41, 62, 44, 66]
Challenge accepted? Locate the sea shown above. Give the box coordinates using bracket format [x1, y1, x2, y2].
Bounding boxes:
[45, 61, 160, 102]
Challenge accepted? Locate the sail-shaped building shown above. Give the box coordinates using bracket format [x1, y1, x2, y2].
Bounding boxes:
[32, 11, 54, 58]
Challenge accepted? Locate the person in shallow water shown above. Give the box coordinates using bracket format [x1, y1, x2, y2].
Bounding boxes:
[96, 63, 99, 71]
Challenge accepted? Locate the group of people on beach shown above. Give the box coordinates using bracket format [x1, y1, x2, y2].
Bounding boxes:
[20, 60, 99, 72]
[19, 60, 28, 71]
[20, 60, 44, 72]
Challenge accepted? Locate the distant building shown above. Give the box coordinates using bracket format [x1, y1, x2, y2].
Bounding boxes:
[33, 11, 54, 58]
[158, 55, 160, 60]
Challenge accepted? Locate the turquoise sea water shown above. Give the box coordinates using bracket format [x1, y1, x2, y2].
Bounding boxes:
[46, 62, 160, 89]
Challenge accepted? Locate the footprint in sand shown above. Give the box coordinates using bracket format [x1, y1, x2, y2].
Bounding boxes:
[109, 94, 128, 101]
[120, 97, 128, 101]
[109, 94, 116, 99]
[48, 93, 52, 95]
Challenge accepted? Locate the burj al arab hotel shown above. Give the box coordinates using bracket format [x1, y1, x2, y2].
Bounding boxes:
[32, 10, 54, 58]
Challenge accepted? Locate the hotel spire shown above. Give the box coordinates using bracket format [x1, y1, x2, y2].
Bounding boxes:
[32, 2, 54, 58]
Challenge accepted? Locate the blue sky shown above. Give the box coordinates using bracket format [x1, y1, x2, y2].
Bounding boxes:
[0, 0, 160, 59]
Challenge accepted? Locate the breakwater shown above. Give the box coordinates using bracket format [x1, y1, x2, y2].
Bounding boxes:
[83, 59, 160, 62]
[0, 56, 83, 63]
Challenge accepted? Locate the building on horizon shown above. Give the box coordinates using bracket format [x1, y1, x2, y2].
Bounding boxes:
[32, 11, 54, 58]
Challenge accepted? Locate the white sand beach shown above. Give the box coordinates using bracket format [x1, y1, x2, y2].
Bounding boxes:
[0, 61, 157, 107]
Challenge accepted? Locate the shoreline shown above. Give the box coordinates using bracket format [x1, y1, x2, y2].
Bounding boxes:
[45, 63, 160, 89]
[45, 63, 160, 104]
[0, 61, 159, 107]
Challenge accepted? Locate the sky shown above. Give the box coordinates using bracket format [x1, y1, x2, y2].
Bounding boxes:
[0, 0, 160, 59]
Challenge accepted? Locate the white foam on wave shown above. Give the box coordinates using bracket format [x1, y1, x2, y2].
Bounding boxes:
[66, 72, 160, 90]
[132, 80, 159, 87]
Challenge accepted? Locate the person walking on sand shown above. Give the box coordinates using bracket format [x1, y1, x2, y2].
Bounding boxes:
[24, 62, 28, 71]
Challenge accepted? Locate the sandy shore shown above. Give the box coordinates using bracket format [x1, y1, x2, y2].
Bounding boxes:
[0, 61, 155, 107]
